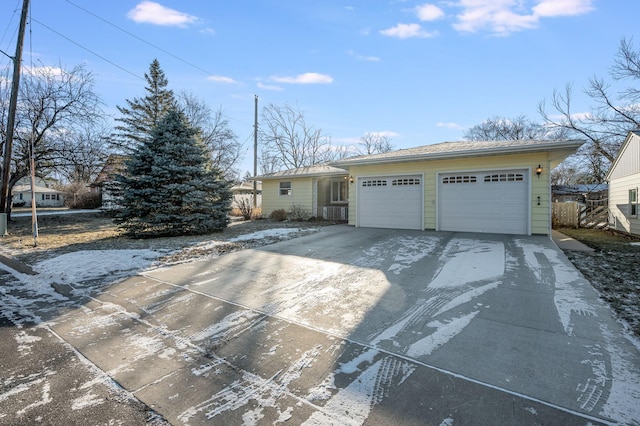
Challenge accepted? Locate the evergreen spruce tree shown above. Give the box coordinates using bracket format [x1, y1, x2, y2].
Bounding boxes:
[115, 108, 232, 237]
[114, 59, 176, 152]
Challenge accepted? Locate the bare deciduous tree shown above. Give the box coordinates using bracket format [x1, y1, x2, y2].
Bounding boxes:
[0, 62, 103, 215]
[178, 91, 242, 180]
[259, 103, 336, 171]
[355, 132, 394, 155]
[538, 37, 640, 182]
[464, 115, 566, 141]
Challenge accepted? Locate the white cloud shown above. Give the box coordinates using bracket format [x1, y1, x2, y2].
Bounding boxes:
[533, 0, 595, 17]
[270, 73, 333, 84]
[207, 75, 237, 84]
[368, 130, 400, 138]
[416, 4, 445, 21]
[380, 23, 437, 39]
[127, 1, 198, 27]
[24, 65, 65, 76]
[437, 122, 464, 130]
[452, 0, 595, 35]
[347, 50, 381, 62]
[257, 82, 284, 91]
[358, 55, 381, 62]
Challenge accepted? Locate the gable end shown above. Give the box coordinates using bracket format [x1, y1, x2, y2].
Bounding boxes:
[608, 132, 640, 180]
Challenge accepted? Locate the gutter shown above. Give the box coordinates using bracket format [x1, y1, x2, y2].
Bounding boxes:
[332, 140, 585, 167]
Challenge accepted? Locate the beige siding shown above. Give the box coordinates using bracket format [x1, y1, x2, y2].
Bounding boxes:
[347, 152, 553, 235]
[261, 178, 315, 217]
[608, 173, 640, 235]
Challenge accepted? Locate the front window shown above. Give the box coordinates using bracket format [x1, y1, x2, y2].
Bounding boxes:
[279, 181, 291, 196]
[630, 188, 638, 217]
[331, 180, 347, 203]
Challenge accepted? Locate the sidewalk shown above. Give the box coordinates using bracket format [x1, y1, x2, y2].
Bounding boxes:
[551, 229, 595, 252]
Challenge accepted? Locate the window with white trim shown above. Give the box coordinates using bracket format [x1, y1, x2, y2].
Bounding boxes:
[630, 188, 638, 217]
[331, 180, 347, 203]
[279, 181, 291, 196]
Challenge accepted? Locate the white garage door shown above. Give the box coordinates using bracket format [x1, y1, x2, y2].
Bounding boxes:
[438, 170, 529, 235]
[357, 175, 423, 230]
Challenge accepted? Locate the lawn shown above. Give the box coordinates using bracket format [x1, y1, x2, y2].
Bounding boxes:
[2, 209, 325, 265]
[556, 227, 640, 337]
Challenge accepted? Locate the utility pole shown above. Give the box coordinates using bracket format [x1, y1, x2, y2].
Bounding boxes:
[253, 95, 258, 208]
[1, 0, 30, 235]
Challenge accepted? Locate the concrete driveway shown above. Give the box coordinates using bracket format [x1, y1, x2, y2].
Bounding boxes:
[50, 225, 640, 425]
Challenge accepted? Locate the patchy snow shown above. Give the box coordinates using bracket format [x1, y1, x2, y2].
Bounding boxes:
[354, 235, 441, 273]
[516, 239, 597, 336]
[34, 249, 162, 285]
[429, 239, 504, 289]
[2, 227, 640, 425]
[406, 311, 479, 358]
[229, 227, 318, 242]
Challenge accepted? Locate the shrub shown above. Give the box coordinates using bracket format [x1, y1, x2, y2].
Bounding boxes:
[236, 197, 254, 220]
[66, 191, 102, 209]
[269, 209, 288, 221]
[288, 204, 310, 221]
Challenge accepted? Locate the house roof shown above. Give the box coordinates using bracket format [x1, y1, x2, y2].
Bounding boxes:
[332, 139, 585, 167]
[258, 164, 347, 180]
[231, 181, 262, 192]
[552, 184, 608, 195]
[93, 154, 127, 185]
[13, 184, 63, 194]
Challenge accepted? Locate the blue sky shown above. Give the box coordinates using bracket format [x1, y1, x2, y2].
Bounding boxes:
[0, 0, 636, 174]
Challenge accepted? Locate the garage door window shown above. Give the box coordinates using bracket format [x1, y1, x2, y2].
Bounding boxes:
[392, 177, 421, 186]
[362, 179, 387, 187]
[442, 175, 477, 184]
[484, 173, 524, 182]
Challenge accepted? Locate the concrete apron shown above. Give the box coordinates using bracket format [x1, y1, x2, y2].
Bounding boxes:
[50, 226, 639, 425]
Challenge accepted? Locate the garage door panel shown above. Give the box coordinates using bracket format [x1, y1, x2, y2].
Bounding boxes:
[357, 176, 423, 230]
[438, 170, 528, 235]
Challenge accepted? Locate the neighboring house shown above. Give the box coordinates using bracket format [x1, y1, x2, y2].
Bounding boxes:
[12, 177, 65, 208]
[607, 130, 640, 236]
[260, 139, 583, 235]
[552, 184, 608, 204]
[230, 180, 262, 209]
[260, 164, 349, 221]
[91, 154, 127, 208]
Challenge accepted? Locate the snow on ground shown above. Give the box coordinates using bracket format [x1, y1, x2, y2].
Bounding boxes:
[2, 228, 640, 424]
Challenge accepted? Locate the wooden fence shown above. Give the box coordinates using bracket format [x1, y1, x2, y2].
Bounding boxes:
[552, 200, 608, 229]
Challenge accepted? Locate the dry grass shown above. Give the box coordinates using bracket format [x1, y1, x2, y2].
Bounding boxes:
[2, 209, 323, 265]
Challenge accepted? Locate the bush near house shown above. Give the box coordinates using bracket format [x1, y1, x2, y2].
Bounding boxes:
[269, 209, 288, 221]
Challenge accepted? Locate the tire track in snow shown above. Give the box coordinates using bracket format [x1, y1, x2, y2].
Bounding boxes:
[367, 238, 502, 357]
[302, 352, 415, 426]
[178, 346, 326, 423]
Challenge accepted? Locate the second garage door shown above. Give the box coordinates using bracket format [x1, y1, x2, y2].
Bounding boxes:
[438, 170, 529, 235]
[357, 175, 423, 230]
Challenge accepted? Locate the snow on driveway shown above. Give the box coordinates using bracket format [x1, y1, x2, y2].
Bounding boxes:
[2, 227, 640, 424]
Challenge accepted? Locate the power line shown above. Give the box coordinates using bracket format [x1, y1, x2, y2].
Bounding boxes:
[30, 17, 144, 81]
[65, 0, 214, 76]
